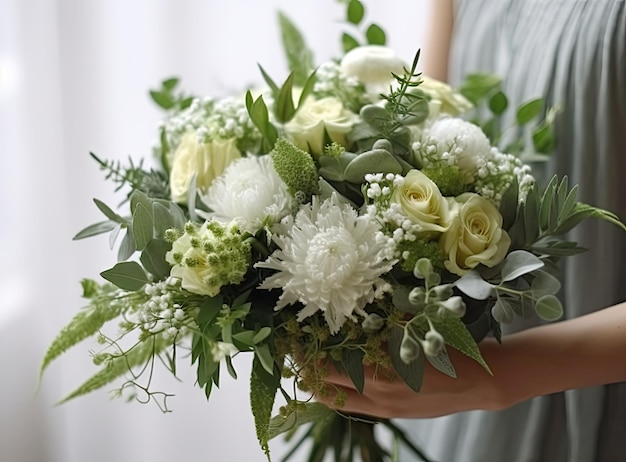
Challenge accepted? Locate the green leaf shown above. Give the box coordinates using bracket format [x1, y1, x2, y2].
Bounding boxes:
[257, 65, 280, 96]
[161, 77, 179, 91]
[275, 73, 296, 123]
[250, 356, 280, 460]
[532, 123, 556, 154]
[342, 348, 365, 394]
[523, 185, 540, 244]
[491, 296, 514, 323]
[252, 327, 272, 344]
[530, 241, 587, 257]
[73, 220, 118, 240]
[140, 239, 172, 280]
[534, 294, 563, 321]
[152, 202, 175, 238]
[539, 175, 558, 231]
[425, 347, 456, 378]
[100, 261, 149, 291]
[342, 32, 360, 52]
[459, 73, 502, 105]
[347, 0, 365, 24]
[132, 203, 153, 251]
[516, 98, 543, 125]
[488, 91, 508, 115]
[365, 23, 386, 45]
[531, 270, 561, 297]
[387, 326, 423, 392]
[432, 317, 491, 374]
[255, 343, 275, 375]
[499, 176, 519, 230]
[343, 148, 403, 183]
[268, 402, 335, 440]
[117, 230, 136, 261]
[149, 90, 175, 110]
[500, 250, 544, 282]
[58, 336, 168, 404]
[454, 270, 494, 300]
[277, 11, 314, 87]
[245, 91, 278, 152]
[93, 198, 126, 224]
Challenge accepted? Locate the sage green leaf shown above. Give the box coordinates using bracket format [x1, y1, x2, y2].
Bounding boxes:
[153, 202, 175, 238]
[255, 343, 275, 375]
[161, 77, 179, 91]
[523, 186, 540, 244]
[488, 91, 508, 115]
[454, 270, 494, 300]
[232, 331, 256, 348]
[500, 250, 544, 282]
[257, 64, 280, 95]
[534, 294, 563, 321]
[432, 316, 491, 374]
[558, 184, 579, 225]
[491, 296, 514, 324]
[275, 73, 296, 123]
[342, 348, 365, 394]
[342, 32, 360, 53]
[499, 176, 519, 230]
[130, 190, 154, 219]
[425, 347, 456, 378]
[108, 223, 122, 249]
[73, 220, 118, 240]
[58, 336, 169, 404]
[388, 326, 423, 392]
[539, 175, 558, 230]
[459, 73, 502, 105]
[365, 23, 386, 45]
[360, 104, 391, 131]
[347, 0, 365, 24]
[117, 229, 136, 261]
[140, 239, 172, 280]
[245, 91, 278, 152]
[100, 261, 149, 291]
[343, 148, 402, 183]
[532, 123, 556, 154]
[253, 327, 272, 344]
[132, 203, 153, 251]
[93, 198, 126, 224]
[250, 356, 280, 460]
[531, 270, 561, 297]
[318, 155, 346, 182]
[531, 241, 587, 257]
[268, 402, 335, 440]
[277, 11, 314, 87]
[295, 69, 318, 111]
[516, 98, 543, 125]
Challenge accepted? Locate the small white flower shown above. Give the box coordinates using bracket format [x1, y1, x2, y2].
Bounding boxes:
[201, 155, 292, 234]
[256, 194, 395, 334]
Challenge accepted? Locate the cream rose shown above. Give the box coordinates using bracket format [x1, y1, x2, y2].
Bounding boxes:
[441, 193, 511, 275]
[419, 76, 473, 116]
[169, 133, 241, 203]
[393, 169, 456, 233]
[284, 96, 356, 158]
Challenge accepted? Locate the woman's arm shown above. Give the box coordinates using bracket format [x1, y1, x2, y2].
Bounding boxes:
[421, 0, 455, 81]
[320, 302, 626, 419]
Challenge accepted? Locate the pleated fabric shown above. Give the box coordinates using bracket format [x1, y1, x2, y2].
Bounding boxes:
[398, 1, 626, 461]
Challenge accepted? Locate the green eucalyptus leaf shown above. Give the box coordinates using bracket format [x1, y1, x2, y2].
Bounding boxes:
[93, 198, 126, 223]
[516, 98, 544, 125]
[255, 343, 275, 376]
[534, 294, 563, 321]
[360, 104, 391, 130]
[347, 0, 365, 24]
[73, 220, 118, 240]
[491, 296, 514, 323]
[252, 327, 272, 345]
[531, 270, 561, 297]
[132, 203, 153, 251]
[100, 261, 149, 291]
[140, 239, 172, 280]
[343, 149, 402, 183]
[117, 229, 136, 261]
[500, 250, 544, 282]
[153, 202, 175, 238]
[108, 223, 122, 249]
[454, 270, 494, 300]
[365, 23, 386, 45]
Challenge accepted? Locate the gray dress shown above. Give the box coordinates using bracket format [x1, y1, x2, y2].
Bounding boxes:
[399, 1, 626, 461]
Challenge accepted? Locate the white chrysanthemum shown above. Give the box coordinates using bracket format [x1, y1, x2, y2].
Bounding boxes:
[256, 194, 395, 334]
[201, 155, 292, 234]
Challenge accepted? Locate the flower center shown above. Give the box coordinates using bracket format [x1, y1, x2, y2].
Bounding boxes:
[305, 228, 358, 283]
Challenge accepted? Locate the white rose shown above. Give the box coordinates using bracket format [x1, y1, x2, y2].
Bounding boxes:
[441, 192, 511, 276]
[284, 96, 356, 158]
[169, 133, 241, 203]
[419, 76, 473, 116]
[427, 117, 492, 183]
[340, 45, 406, 96]
[393, 169, 456, 234]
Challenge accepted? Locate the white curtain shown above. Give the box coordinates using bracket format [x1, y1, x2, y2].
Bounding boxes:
[0, 1, 428, 461]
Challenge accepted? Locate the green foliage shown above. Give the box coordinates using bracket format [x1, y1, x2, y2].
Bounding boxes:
[387, 326, 424, 392]
[149, 76, 194, 112]
[250, 356, 281, 459]
[258, 65, 318, 124]
[277, 11, 314, 87]
[270, 137, 320, 199]
[431, 317, 492, 374]
[420, 164, 466, 197]
[58, 335, 169, 404]
[39, 282, 128, 378]
[245, 91, 279, 153]
[100, 261, 150, 291]
[337, 0, 387, 52]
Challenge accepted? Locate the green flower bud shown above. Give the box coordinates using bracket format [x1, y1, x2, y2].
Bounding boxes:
[362, 313, 385, 333]
[414, 257, 434, 279]
[423, 330, 444, 357]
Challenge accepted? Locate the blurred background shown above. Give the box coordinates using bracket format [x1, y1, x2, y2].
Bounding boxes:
[0, 0, 429, 460]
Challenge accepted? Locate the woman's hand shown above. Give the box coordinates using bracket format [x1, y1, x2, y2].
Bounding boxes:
[318, 302, 626, 420]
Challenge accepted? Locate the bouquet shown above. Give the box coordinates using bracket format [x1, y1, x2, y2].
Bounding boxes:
[41, 2, 625, 461]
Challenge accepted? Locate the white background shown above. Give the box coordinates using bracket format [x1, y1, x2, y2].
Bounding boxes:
[0, 1, 429, 461]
